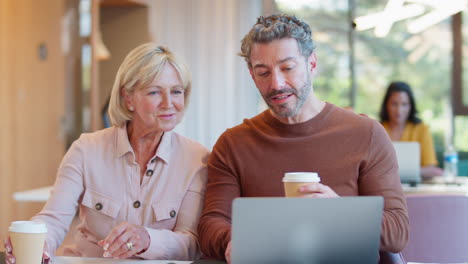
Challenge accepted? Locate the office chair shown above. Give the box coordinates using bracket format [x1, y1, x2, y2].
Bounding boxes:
[402, 194, 468, 263]
[379, 251, 405, 264]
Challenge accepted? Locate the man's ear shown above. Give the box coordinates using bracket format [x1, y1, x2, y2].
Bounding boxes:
[308, 53, 317, 72]
[307, 53, 318, 76]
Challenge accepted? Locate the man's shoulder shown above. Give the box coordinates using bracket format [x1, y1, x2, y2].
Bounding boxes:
[220, 111, 266, 138]
[211, 112, 268, 153]
[327, 104, 379, 130]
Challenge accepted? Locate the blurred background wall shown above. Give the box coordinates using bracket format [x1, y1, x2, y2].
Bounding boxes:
[0, 0, 76, 247]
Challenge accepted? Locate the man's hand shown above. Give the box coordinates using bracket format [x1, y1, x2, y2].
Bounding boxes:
[225, 241, 232, 264]
[298, 183, 339, 198]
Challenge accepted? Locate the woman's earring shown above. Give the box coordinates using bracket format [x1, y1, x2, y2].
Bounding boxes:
[129, 106, 134, 111]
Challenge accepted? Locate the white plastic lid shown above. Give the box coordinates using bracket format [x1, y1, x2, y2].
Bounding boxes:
[282, 172, 320, 182]
[9, 221, 47, 233]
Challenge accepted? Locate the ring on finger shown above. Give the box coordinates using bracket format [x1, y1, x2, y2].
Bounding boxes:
[125, 241, 134, 251]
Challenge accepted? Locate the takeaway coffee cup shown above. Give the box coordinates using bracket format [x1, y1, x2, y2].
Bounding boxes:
[282, 172, 320, 197]
[9, 221, 47, 264]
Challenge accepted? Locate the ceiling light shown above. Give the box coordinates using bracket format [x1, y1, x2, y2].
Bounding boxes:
[407, 0, 467, 33]
[355, 4, 425, 32]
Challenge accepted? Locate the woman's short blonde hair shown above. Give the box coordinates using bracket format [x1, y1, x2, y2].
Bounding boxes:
[108, 43, 192, 127]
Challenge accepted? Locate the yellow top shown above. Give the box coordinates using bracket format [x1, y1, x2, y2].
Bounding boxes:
[382, 121, 438, 166]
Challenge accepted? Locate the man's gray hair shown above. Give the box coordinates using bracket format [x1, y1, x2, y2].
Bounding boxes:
[239, 14, 316, 68]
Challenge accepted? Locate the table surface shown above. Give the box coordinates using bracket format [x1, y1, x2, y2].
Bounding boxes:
[13, 186, 52, 202]
[55, 257, 190, 263]
[0, 253, 225, 264]
[12, 178, 468, 203]
[13, 177, 468, 202]
[2, 252, 468, 264]
[402, 176, 468, 196]
[55, 257, 225, 264]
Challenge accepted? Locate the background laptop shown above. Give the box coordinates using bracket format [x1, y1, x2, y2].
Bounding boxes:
[231, 197, 383, 264]
[392, 142, 421, 185]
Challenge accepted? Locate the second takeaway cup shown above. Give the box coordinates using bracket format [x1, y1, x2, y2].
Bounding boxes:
[283, 172, 320, 197]
[9, 221, 47, 264]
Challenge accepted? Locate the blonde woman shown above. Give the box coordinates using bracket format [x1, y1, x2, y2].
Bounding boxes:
[4, 43, 208, 263]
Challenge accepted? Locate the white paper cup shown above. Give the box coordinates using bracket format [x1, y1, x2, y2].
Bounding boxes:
[282, 172, 320, 197]
[9, 221, 47, 264]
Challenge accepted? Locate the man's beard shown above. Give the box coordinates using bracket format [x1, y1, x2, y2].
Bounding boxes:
[262, 76, 312, 118]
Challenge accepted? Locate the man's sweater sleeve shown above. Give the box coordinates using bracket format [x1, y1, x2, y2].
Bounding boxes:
[360, 121, 409, 252]
[198, 131, 239, 260]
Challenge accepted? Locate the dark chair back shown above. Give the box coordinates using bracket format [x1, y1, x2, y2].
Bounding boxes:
[403, 195, 468, 262]
[379, 251, 405, 264]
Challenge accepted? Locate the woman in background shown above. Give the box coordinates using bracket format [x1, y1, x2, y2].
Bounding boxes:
[4, 43, 208, 263]
[379, 81, 443, 178]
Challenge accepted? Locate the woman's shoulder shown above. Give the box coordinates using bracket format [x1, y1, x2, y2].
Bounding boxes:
[406, 121, 430, 132]
[77, 126, 116, 142]
[169, 132, 210, 155]
[72, 126, 118, 150]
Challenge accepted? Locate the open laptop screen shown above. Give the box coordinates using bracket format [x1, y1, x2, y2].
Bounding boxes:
[392, 142, 421, 185]
[231, 197, 383, 264]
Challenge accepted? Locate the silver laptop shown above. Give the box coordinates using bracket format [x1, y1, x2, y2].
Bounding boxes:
[231, 197, 383, 264]
[392, 142, 421, 185]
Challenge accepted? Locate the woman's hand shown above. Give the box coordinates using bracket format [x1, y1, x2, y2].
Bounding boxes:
[98, 222, 150, 259]
[4, 237, 52, 264]
[421, 165, 444, 178]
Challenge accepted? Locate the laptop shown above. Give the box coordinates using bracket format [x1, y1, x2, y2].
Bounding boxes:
[392, 142, 421, 185]
[231, 197, 383, 264]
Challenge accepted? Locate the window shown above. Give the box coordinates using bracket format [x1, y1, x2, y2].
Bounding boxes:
[276, 0, 465, 152]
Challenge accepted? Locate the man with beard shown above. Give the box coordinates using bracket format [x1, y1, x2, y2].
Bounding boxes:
[198, 14, 408, 263]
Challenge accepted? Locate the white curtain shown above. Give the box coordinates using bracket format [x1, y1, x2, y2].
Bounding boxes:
[136, 0, 265, 149]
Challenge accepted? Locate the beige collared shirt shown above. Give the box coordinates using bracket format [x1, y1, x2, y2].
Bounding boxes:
[33, 125, 209, 260]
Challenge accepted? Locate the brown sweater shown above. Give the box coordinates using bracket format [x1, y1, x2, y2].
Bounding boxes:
[198, 103, 409, 259]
